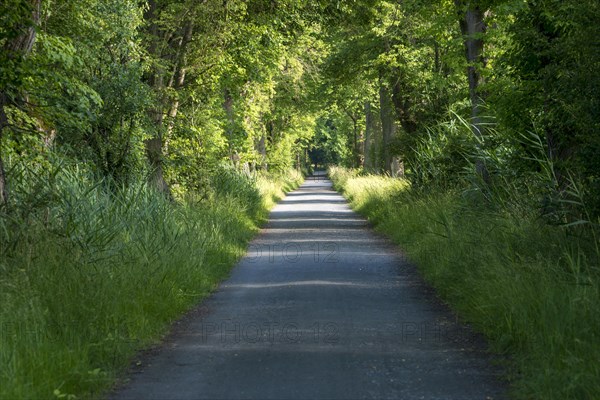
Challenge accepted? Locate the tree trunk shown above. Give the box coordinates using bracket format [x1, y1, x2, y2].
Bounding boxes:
[390, 77, 415, 178]
[223, 88, 235, 163]
[165, 19, 193, 140]
[345, 110, 361, 168]
[363, 101, 374, 171]
[357, 127, 364, 168]
[143, 3, 195, 196]
[144, 0, 168, 195]
[379, 77, 397, 175]
[352, 117, 358, 168]
[391, 78, 417, 136]
[0, 0, 41, 207]
[456, 0, 490, 183]
[257, 132, 267, 170]
[145, 137, 170, 195]
[3, 0, 40, 55]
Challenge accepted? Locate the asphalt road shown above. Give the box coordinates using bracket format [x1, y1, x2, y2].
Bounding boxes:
[112, 174, 506, 400]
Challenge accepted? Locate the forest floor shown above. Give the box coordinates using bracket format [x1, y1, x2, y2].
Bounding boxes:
[110, 173, 506, 399]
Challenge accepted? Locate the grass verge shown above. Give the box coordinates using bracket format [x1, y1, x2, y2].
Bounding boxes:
[329, 166, 599, 400]
[0, 167, 302, 399]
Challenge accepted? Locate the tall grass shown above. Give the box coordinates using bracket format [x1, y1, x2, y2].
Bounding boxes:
[330, 166, 600, 400]
[0, 162, 302, 399]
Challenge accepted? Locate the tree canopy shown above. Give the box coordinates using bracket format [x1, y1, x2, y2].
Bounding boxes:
[1, 0, 599, 216]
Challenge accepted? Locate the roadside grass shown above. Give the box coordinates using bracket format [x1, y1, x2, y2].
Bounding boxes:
[257, 170, 304, 215]
[329, 166, 600, 400]
[0, 166, 302, 400]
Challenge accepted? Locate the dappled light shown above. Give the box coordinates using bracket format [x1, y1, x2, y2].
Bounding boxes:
[1, 0, 599, 398]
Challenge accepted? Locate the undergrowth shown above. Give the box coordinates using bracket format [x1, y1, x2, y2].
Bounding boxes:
[0, 163, 302, 399]
[329, 166, 600, 400]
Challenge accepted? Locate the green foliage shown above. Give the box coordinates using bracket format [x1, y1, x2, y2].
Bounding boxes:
[0, 5, 313, 396]
[331, 166, 600, 400]
[320, 0, 600, 221]
[0, 156, 301, 399]
[309, 115, 352, 167]
[490, 0, 600, 216]
[2, 0, 600, 398]
[0, 0, 37, 90]
[402, 106, 473, 187]
[211, 163, 261, 211]
[256, 168, 304, 212]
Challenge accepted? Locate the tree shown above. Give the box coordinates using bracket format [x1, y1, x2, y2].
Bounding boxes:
[0, 0, 40, 206]
[455, 0, 490, 183]
[142, 0, 198, 195]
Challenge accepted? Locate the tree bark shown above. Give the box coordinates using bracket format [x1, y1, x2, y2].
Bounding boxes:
[257, 132, 267, 170]
[352, 116, 358, 168]
[223, 88, 235, 163]
[391, 78, 417, 136]
[143, 3, 195, 196]
[144, 0, 168, 195]
[3, 0, 40, 55]
[163, 19, 194, 162]
[363, 101, 374, 171]
[145, 137, 170, 194]
[456, 0, 490, 183]
[379, 76, 397, 175]
[0, 0, 41, 207]
[344, 110, 362, 168]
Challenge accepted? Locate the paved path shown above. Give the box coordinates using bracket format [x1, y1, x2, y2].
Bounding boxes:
[112, 175, 506, 399]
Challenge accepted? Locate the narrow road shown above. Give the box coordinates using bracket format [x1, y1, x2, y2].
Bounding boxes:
[112, 174, 506, 400]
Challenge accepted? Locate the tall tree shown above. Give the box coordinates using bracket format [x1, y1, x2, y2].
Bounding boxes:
[143, 0, 199, 195]
[455, 0, 490, 183]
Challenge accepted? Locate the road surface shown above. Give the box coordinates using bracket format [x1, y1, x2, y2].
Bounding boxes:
[112, 174, 506, 399]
